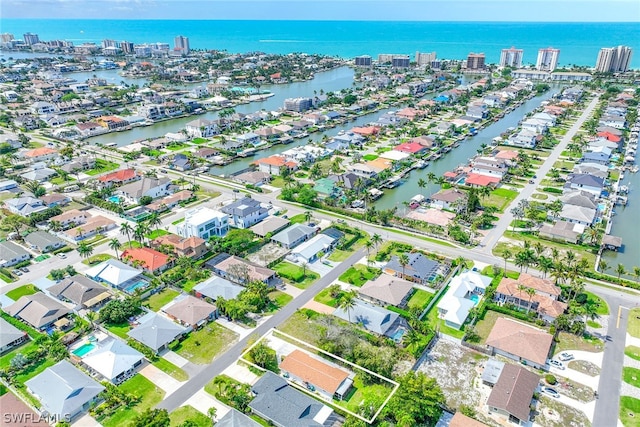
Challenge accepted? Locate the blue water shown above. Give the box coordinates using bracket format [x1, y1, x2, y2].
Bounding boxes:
[391, 328, 406, 343]
[2, 20, 640, 68]
[123, 280, 148, 294]
[72, 343, 96, 357]
[598, 203, 606, 211]
[470, 294, 480, 306]
[108, 196, 121, 204]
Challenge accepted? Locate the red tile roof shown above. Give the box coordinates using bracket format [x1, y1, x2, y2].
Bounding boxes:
[280, 350, 350, 394]
[254, 156, 297, 168]
[122, 247, 171, 272]
[351, 126, 380, 136]
[23, 147, 57, 158]
[597, 131, 621, 142]
[465, 173, 500, 187]
[394, 141, 426, 154]
[98, 168, 137, 183]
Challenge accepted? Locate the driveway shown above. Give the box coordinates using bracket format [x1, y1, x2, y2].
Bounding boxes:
[182, 388, 230, 420]
[139, 363, 185, 394]
[307, 259, 334, 276]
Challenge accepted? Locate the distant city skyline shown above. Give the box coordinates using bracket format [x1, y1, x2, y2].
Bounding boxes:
[2, 0, 639, 21]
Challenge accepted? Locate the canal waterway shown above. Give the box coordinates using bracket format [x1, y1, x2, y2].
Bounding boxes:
[373, 89, 558, 212]
[602, 169, 640, 276]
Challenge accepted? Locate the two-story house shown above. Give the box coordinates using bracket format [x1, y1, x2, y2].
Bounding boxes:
[220, 196, 269, 229]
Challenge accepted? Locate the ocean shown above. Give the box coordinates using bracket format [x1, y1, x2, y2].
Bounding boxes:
[2, 19, 639, 68]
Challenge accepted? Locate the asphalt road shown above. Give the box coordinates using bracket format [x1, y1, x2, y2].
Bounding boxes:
[156, 248, 366, 412]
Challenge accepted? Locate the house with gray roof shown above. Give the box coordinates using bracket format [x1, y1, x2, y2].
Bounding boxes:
[4, 196, 47, 217]
[20, 167, 57, 183]
[564, 173, 605, 197]
[4, 292, 70, 330]
[25, 360, 104, 419]
[116, 177, 172, 204]
[0, 317, 28, 354]
[383, 252, 442, 284]
[81, 338, 144, 384]
[221, 196, 269, 229]
[249, 371, 336, 427]
[215, 408, 262, 427]
[250, 216, 290, 238]
[333, 300, 406, 339]
[0, 241, 31, 267]
[48, 275, 112, 309]
[559, 204, 597, 226]
[24, 231, 66, 253]
[84, 259, 144, 291]
[271, 223, 317, 249]
[289, 234, 337, 263]
[127, 312, 189, 354]
[580, 151, 610, 165]
[161, 294, 217, 328]
[560, 190, 598, 209]
[358, 274, 414, 307]
[193, 276, 244, 301]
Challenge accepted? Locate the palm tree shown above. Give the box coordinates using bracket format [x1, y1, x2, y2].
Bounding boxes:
[533, 242, 545, 258]
[120, 222, 133, 248]
[417, 178, 427, 195]
[338, 290, 357, 323]
[517, 284, 527, 309]
[525, 287, 536, 313]
[634, 267, 640, 283]
[371, 233, 382, 253]
[501, 249, 512, 276]
[147, 212, 162, 232]
[86, 311, 97, 330]
[598, 259, 609, 274]
[109, 238, 121, 259]
[616, 263, 627, 281]
[538, 256, 554, 278]
[398, 253, 410, 279]
[304, 210, 312, 224]
[134, 222, 151, 246]
[207, 407, 217, 423]
[49, 220, 63, 232]
[77, 241, 93, 260]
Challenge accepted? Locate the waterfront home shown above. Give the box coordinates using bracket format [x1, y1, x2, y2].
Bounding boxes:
[25, 360, 104, 420]
[116, 177, 172, 204]
[580, 151, 610, 165]
[588, 138, 620, 152]
[0, 318, 28, 354]
[506, 129, 538, 149]
[206, 253, 276, 285]
[383, 253, 441, 284]
[4, 196, 47, 217]
[194, 147, 220, 161]
[121, 247, 173, 274]
[485, 317, 553, 370]
[4, 292, 70, 331]
[254, 155, 298, 176]
[152, 234, 207, 259]
[437, 271, 491, 330]
[162, 294, 217, 328]
[559, 204, 597, 226]
[0, 241, 31, 267]
[495, 274, 567, 322]
[30, 101, 56, 115]
[221, 196, 269, 229]
[98, 169, 140, 187]
[249, 371, 336, 427]
[271, 223, 317, 249]
[280, 349, 353, 401]
[539, 220, 584, 244]
[48, 275, 112, 310]
[177, 206, 229, 239]
[348, 162, 380, 179]
[559, 190, 598, 209]
[358, 274, 413, 307]
[351, 126, 380, 137]
[96, 115, 129, 130]
[471, 157, 509, 179]
[21, 147, 58, 163]
[572, 163, 609, 179]
[521, 118, 549, 134]
[486, 364, 539, 426]
[185, 118, 219, 138]
[288, 234, 337, 263]
[394, 141, 428, 155]
[23, 230, 65, 253]
[430, 189, 468, 211]
[193, 276, 244, 301]
[80, 338, 144, 384]
[127, 312, 189, 354]
[314, 178, 341, 199]
[564, 173, 605, 197]
[465, 173, 501, 188]
[406, 208, 456, 228]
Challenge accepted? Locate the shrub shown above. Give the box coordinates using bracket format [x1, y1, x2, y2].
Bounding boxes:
[545, 374, 557, 385]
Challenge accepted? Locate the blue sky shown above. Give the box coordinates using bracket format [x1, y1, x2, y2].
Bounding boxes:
[2, 0, 639, 21]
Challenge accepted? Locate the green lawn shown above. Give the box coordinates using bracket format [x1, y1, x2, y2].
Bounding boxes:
[265, 290, 293, 313]
[144, 288, 180, 312]
[362, 154, 379, 161]
[338, 265, 380, 287]
[105, 322, 131, 340]
[473, 310, 504, 344]
[50, 176, 76, 185]
[628, 308, 640, 339]
[407, 289, 434, 310]
[553, 332, 604, 355]
[85, 159, 120, 176]
[337, 374, 394, 415]
[623, 367, 640, 388]
[424, 294, 466, 339]
[172, 218, 185, 225]
[147, 229, 170, 239]
[314, 288, 340, 307]
[587, 320, 601, 328]
[166, 143, 188, 151]
[169, 406, 210, 427]
[0, 341, 38, 370]
[485, 188, 518, 212]
[174, 323, 238, 364]
[620, 396, 640, 427]
[191, 138, 209, 144]
[14, 357, 56, 385]
[153, 358, 188, 381]
[5, 284, 39, 301]
[625, 346, 640, 362]
[584, 291, 609, 315]
[99, 374, 165, 427]
[82, 253, 115, 266]
[288, 214, 307, 224]
[327, 249, 353, 262]
[273, 261, 319, 289]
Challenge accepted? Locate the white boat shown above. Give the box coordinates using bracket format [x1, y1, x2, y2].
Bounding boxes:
[415, 159, 427, 169]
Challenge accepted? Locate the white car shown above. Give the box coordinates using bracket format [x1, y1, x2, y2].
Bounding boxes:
[558, 352, 574, 361]
[550, 360, 565, 370]
[57, 253, 67, 259]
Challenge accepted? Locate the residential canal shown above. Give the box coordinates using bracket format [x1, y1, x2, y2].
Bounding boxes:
[88, 66, 358, 147]
[601, 170, 640, 276]
[373, 89, 558, 212]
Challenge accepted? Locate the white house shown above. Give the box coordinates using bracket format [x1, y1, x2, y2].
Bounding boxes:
[289, 234, 337, 263]
[176, 206, 229, 239]
[185, 118, 219, 139]
[437, 271, 491, 329]
[116, 177, 172, 204]
[0, 241, 32, 267]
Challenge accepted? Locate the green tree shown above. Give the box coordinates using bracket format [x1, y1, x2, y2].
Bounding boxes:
[386, 371, 444, 427]
[121, 222, 133, 248]
[130, 408, 170, 427]
[616, 263, 627, 281]
[398, 253, 410, 279]
[109, 238, 121, 259]
[338, 289, 357, 323]
[77, 241, 94, 259]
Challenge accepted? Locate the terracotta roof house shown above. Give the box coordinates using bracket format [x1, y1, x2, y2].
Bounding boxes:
[62, 215, 116, 242]
[358, 274, 414, 307]
[4, 292, 70, 331]
[449, 412, 488, 427]
[97, 168, 139, 186]
[351, 126, 379, 136]
[48, 274, 112, 309]
[495, 273, 566, 322]
[162, 294, 217, 328]
[152, 233, 207, 259]
[430, 189, 468, 212]
[485, 317, 553, 369]
[394, 141, 427, 154]
[280, 350, 353, 400]
[22, 147, 58, 161]
[121, 247, 172, 274]
[486, 363, 540, 426]
[253, 155, 298, 176]
[465, 173, 501, 187]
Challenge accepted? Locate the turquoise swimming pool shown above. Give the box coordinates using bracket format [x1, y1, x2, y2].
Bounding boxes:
[391, 328, 406, 343]
[72, 343, 96, 357]
[123, 280, 148, 294]
[470, 294, 481, 305]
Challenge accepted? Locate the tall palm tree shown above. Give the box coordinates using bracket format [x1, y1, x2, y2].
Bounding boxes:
[338, 290, 357, 323]
[109, 238, 121, 259]
[77, 241, 93, 260]
[525, 287, 536, 313]
[120, 222, 133, 248]
[501, 249, 512, 277]
[398, 253, 410, 279]
[598, 259, 610, 274]
[616, 263, 627, 281]
[517, 284, 527, 309]
[538, 256, 554, 278]
[134, 222, 151, 246]
[304, 211, 312, 224]
[86, 311, 97, 330]
[371, 233, 382, 253]
[417, 178, 427, 195]
[364, 239, 374, 257]
[147, 212, 162, 232]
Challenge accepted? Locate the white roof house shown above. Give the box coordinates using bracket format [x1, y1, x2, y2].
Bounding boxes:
[84, 259, 143, 288]
[289, 234, 336, 263]
[82, 338, 144, 384]
[437, 271, 491, 329]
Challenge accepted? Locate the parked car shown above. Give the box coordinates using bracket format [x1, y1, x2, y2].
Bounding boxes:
[20, 267, 29, 273]
[558, 352, 574, 361]
[543, 387, 560, 398]
[549, 360, 565, 370]
[12, 269, 22, 276]
[57, 253, 67, 259]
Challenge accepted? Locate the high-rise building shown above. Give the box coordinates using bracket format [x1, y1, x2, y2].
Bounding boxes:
[354, 55, 372, 67]
[595, 46, 632, 73]
[23, 32, 40, 46]
[174, 35, 190, 54]
[499, 47, 523, 68]
[284, 97, 313, 112]
[1, 33, 14, 43]
[121, 41, 135, 54]
[392, 55, 410, 68]
[536, 47, 560, 71]
[415, 51, 437, 67]
[101, 39, 119, 49]
[466, 53, 486, 70]
[377, 54, 394, 64]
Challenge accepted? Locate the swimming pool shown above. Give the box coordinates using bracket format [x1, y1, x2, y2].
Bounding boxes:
[123, 280, 148, 294]
[72, 343, 96, 357]
[391, 328, 406, 343]
[470, 294, 481, 305]
[108, 196, 121, 204]
[598, 203, 606, 211]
